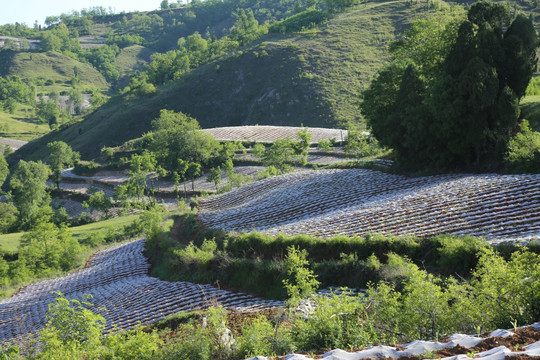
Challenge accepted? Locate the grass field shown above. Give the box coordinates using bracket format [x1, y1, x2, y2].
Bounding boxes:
[520, 95, 540, 132]
[0, 215, 139, 253]
[114, 45, 153, 77]
[0, 108, 49, 141]
[0, 51, 108, 93]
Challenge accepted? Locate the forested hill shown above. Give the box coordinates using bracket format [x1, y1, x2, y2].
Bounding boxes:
[6, 0, 540, 161]
[13, 0, 455, 160]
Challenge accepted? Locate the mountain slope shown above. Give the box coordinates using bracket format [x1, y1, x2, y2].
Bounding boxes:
[16, 0, 446, 160]
[0, 51, 108, 91]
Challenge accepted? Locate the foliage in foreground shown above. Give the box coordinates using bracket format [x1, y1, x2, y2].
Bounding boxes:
[2, 244, 539, 359]
[146, 214, 537, 299]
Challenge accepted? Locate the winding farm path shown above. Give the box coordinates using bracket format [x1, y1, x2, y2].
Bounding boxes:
[0, 239, 283, 343]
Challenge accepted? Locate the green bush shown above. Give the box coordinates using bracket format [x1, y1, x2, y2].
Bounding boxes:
[291, 291, 377, 351]
[269, 9, 328, 34]
[283, 246, 320, 307]
[72, 161, 99, 176]
[101, 327, 162, 360]
[236, 316, 294, 358]
[160, 306, 233, 360]
[505, 119, 540, 173]
[366, 249, 540, 341]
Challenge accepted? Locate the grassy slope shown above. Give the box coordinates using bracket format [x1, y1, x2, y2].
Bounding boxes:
[0, 107, 49, 141]
[0, 51, 108, 92]
[520, 95, 540, 131]
[16, 0, 444, 160]
[0, 215, 138, 253]
[114, 45, 154, 85]
[0, 51, 109, 143]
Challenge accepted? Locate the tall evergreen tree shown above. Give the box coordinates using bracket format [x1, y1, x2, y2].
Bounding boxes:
[361, 2, 538, 170]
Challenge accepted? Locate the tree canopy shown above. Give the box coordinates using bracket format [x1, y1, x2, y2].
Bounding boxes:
[361, 2, 538, 170]
[47, 141, 80, 189]
[10, 160, 51, 227]
[143, 109, 220, 173]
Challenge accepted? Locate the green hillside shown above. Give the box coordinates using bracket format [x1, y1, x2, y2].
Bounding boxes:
[16, 0, 450, 160]
[113, 45, 154, 77]
[0, 108, 49, 141]
[0, 51, 108, 92]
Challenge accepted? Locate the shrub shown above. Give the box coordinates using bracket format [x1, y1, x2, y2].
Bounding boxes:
[505, 119, 540, 173]
[35, 292, 105, 358]
[283, 246, 320, 307]
[160, 306, 233, 360]
[101, 327, 162, 360]
[236, 315, 294, 358]
[268, 9, 328, 34]
[291, 290, 377, 351]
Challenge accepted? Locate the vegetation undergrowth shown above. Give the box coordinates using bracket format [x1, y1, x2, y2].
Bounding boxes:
[145, 214, 540, 300]
[3, 230, 539, 359]
[0, 213, 149, 300]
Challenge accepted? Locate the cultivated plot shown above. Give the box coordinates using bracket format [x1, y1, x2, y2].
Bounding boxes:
[203, 126, 348, 144]
[197, 169, 540, 243]
[0, 239, 283, 343]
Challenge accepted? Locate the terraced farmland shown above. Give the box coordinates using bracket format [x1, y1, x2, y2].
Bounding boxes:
[197, 169, 540, 243]
[203, 126, 349, 144]
[61, 166, 267, 194]
[0, 239, 283, 343]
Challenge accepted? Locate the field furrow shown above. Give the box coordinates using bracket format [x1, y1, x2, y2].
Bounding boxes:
[197, 169, 540, 243]
[0, 240, 283, 343]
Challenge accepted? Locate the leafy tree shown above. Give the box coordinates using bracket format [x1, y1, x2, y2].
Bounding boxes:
[207, 166, 222, 190]
[361, 2, 538, 170]
[344, 128, 383, 158]
[505, 119, 540, 173]
[323, 0, 358, 13]
[229, 9, 266, 46]
[145, 110, 219, 172]
[40, 292, 105, 349]
[10, 160, 51, 228]
[82, 190, 112, 219]
[174, 158, 190, 198]
[283, 246, 320, 307]
[36, 99, 60, 127]
[19, 221, 80, 274]
[221, 157, 249, 189]
[138, 205, 166, 241]
[0, 154, 8, 188]
[317, 139, 333, 152]
[292, 127, 311, 166]
[388, 14, 463, 81]
[67, 89, 83, 115]
[125, 172, 148, 202]
[129, 151, 157, 174]
[0, 202, 18, 234]
[40, 23, 81, 53]
[146, 50, 190, 85]
[259, 138, 304, 173]
[40, 31, 63, 52]
[47, 141, 80, 190]
[82, 44, 121, 83]
[186, 162, 201, 191]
